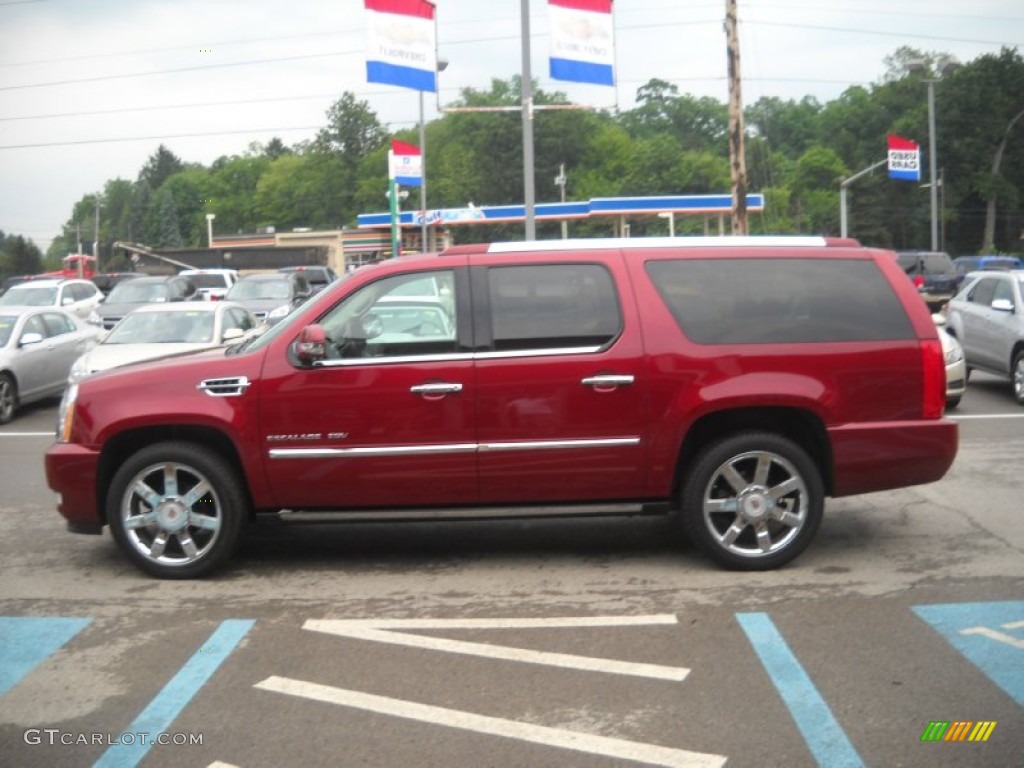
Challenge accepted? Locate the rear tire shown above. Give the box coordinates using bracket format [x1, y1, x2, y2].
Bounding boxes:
[106, 441, 246, 578]
[680, 432, 823, 570]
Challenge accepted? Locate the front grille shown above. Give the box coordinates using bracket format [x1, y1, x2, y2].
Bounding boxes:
[197, 376, 251, 397]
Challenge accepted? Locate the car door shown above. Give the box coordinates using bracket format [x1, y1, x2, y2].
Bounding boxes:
[984, 276, 1020, 373]
[13, 313, 52, 400]
[40, 311, 93, 391]
[258, 266, 478, 509]
[958, 277, 997, 370]
[472, 257, 649, 504]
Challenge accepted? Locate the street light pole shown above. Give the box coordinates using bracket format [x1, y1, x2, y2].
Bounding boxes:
[925, 78, 939, 251]
[206, 213, 216, 249]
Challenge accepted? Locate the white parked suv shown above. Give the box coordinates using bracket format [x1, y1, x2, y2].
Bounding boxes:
[179, 269, 239, 301]
[0, 278, 103, 320]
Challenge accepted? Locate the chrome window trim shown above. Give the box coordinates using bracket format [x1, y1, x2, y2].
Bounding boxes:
[269, 436, 641, 460]
[309, 345, 606, 368]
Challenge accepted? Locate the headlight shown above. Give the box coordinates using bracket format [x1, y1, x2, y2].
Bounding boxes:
[267, 303, 290, 320]
[944, 340, 963, 365]
[56, 383, 78, 442]
[68, 356, 89, 384]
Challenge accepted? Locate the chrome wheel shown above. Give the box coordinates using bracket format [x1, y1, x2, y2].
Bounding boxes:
[681, 433, 823, 570]
[107, 442, 245, 578]
[0, 374, 16, 424]
[118, 461, 222, 566]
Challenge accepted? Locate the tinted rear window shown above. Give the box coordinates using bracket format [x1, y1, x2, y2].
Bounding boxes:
[646, 258, 915, 344]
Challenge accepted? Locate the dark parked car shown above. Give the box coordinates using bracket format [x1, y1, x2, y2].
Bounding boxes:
[895, 251, 958, 310]
[952, 255, 1020, 286]
[225, 272, 312, 324]
[278, 265, 338, 294]
[90, 272, 148, 297]
[88, 275, 199, 330]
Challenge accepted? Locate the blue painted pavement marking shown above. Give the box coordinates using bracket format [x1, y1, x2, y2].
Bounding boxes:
[94, 618, 255, 768]
[912, 601, 1024, 707]
[736, 612, 865, 768]
[0, 617, 92, 697]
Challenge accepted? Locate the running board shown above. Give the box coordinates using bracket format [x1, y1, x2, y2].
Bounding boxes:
[273, 502, 672, 525]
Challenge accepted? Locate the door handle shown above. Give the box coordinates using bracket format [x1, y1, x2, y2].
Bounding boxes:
[581, 374, 635, 389]
[410, 382, 463, 396]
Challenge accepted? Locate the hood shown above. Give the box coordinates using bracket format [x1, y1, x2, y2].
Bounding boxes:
[76, 342, 218, 377]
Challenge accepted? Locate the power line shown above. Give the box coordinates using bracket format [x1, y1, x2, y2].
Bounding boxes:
[0, 50, 358, 92]
[0, 126, 323, 151]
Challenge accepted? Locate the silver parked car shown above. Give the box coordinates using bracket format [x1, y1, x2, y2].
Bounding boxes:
[946, 269, 1024, 404]
[69, 301, 261, 382]
[0, 307, 101, 423]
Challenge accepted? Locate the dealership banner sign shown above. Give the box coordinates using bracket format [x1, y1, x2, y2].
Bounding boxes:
[887, 134, 921, 181]
[365, 0, 437, 92]
[548, 0, 615, 86]
[390, 140, 422, 186]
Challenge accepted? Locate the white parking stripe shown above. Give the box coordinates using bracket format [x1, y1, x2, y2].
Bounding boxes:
[256, 676, 727, 768]
[303, 618, 688, 684]
[0, 432, 54, 437]
[947, 413, 1024, 419]
[307, 615, 679, 630]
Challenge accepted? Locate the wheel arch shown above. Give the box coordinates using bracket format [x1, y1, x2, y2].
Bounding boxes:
[96, 425, 253, 524]
[672, 407, 833, 497]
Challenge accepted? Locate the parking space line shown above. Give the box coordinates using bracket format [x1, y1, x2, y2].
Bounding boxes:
[913, 601, 1024, 707]
[256, 675, 727, 768]
[304, 615, 688, 681]
[736, 612, 865, 768]
[0, 617, 91, 697]
[94, 619, 255, 768]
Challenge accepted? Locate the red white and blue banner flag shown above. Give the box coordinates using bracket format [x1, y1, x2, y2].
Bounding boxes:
[389, 140, 422, 186]
[364, 0, 437, 93]
[548, 0, 615, 86]
[887, 134, 921, 181]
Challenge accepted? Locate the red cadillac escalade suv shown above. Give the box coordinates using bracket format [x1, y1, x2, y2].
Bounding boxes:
[45, 236, 958, 578]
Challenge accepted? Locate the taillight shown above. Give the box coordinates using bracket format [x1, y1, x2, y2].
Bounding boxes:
[921, 339, 946, 418]
[913, 275, 925, 288]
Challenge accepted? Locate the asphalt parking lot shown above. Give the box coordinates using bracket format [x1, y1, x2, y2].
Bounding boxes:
[0, 373, 1021, 767]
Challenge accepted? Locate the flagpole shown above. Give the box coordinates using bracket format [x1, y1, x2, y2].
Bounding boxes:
[388, 150, 400, 258]
[521, 0, 536, 241]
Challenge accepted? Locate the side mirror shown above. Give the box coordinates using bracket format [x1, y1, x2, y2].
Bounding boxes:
[19, 332, 44, 347]
[222, 327, 245, 343]
[294, 324, 327, 365]
[62, 296, 74, 305]
[992, 298, 1015, 313]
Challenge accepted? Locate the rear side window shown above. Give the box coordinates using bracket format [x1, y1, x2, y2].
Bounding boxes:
[486, 264, 621, 351]
[647, 258, 915, 344]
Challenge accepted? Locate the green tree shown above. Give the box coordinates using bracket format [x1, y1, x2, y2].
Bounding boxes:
[150, 188, 183, 247]
[1, 235, 44, 277]
[138, 144, 185, 190]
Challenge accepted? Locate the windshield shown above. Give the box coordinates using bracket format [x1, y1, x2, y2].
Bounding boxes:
[227, 279, 290, 300]
[0, 286, 57, 306]
[107, 281, 170, 303]
[106, 310, 215, 344]
[0, 315, 16, 346]
[184, 274, 230, 289]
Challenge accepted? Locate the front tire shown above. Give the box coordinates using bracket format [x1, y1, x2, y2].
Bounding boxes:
[680, 432, 824, 570]
[1013, 351, 1024, 405]
[0, 374, 17, 424]
[106, 442, 246, 578]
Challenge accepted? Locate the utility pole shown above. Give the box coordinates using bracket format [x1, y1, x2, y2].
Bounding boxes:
[725, 0, 749, 235]
[93, 201, 100, 274]
[555, 163, 568, 239]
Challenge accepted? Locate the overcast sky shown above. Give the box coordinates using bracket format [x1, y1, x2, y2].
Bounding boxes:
[1, 0, 1020, 253]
